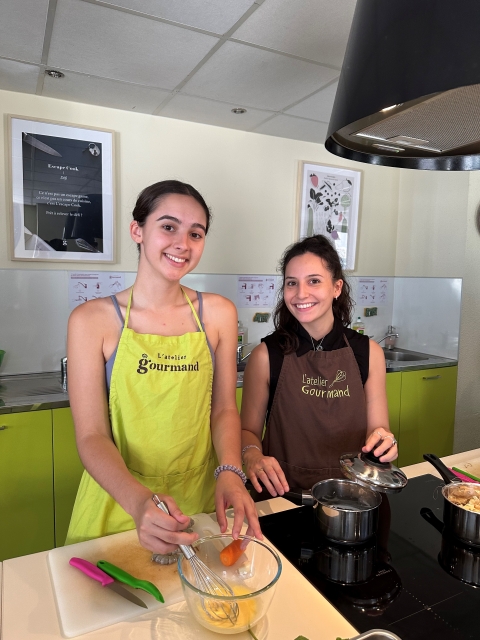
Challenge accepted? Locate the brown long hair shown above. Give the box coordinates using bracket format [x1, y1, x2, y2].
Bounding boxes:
[273, 235, 354, 354]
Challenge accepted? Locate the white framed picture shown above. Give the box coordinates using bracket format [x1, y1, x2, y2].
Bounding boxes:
[8, 115, 115, 263]
[296, 161, 361, 271]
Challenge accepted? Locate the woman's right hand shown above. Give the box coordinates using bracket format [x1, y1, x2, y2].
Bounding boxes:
[243, 449, 290, 497]
[132, 493, 199, 554]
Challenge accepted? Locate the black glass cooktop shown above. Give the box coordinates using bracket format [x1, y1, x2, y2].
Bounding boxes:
[259, 474, 480, 640]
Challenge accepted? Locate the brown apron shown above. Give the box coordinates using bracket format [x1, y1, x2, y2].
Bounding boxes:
[263, 335, 367, 489]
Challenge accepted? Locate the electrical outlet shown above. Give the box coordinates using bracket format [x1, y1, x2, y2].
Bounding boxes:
[364, 307, 378, 317]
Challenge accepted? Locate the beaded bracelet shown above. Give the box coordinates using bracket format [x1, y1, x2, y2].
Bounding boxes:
[214, 464, 247, 484]
[241, 444, 262, 462]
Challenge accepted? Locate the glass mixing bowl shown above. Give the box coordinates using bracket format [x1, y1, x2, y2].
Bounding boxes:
[178, 534, 282, 635]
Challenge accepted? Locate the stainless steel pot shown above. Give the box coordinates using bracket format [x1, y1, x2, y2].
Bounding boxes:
[421, 506, 480, 587]
[285, 478, 382, 544]
[315, 536, 376, 584]
[424, 453, 480, 547]
[312, 479, 382, 544]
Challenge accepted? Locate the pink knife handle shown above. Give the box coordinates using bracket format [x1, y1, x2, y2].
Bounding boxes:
[69, 557, 114, 586]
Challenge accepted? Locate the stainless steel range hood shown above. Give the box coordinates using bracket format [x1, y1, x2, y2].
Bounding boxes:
[325, 0, 480, 170]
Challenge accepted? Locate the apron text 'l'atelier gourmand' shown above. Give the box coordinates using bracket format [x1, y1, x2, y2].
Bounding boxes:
[263, 335, 368, 490]
[66, 288, 216, 545]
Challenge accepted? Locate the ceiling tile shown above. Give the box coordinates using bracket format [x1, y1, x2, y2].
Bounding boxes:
[233, 0, 356, 67]
[0, 0, 49, 64]
[286, 81, 338, 122]
[0, 59, 40, 94]
[99, 0, 256, 34]
[43, 72, 171, 114]
[159, 93, 271, 130]
[48, 0, 219, 89]
[253, 114, 328, 144]
[181, 41, 338, 111]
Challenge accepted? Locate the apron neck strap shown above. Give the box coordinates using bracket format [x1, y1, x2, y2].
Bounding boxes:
[181, 287, 203, 332]
[124, 288, 134, 328]
[124, 286, 203, 332]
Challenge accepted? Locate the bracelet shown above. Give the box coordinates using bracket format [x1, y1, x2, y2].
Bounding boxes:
[241, 444, 262, 462]
[214, 464, 247, 484]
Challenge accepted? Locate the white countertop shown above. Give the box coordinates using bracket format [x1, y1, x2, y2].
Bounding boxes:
[3, 449, 480, 640]
[1, 498, 356, 640]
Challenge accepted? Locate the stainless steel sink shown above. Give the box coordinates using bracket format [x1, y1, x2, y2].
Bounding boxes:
[383, 348, 429, 362]
[0, 373, 64, 400]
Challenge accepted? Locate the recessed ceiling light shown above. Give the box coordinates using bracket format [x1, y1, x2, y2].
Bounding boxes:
[45, 69, 64, 79]
[231, 108, 247, 114]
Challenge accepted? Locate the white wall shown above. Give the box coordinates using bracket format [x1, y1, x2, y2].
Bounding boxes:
[0, 89, 400, 276]
[2, 88, 478, 454]
[395, 169, 475, 452]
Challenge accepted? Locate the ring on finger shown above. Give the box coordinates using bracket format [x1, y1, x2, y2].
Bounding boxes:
[257, 467, 264, 473]
[384, 434, 397, 446]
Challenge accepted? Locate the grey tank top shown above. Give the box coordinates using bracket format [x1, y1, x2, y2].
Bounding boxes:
[105, 291, 215, 392]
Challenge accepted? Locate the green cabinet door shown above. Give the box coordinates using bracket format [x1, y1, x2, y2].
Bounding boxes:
[52, 408, 84, 547]
[399, 366, 457, 467]
[0, 410, 54, 561]
[386, 372, 402, 462]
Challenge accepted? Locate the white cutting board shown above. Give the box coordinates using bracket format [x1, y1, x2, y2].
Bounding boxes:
[48, 513, 220, 638]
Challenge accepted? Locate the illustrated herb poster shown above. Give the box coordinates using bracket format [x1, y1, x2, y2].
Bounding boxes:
[297, 162, 361, 270]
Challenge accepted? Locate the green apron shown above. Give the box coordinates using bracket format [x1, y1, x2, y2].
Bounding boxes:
[65, 288, 217, 545]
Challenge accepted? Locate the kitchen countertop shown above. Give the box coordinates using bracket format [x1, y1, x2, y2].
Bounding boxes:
[0, 372, 69, 415]
[2, 346, 458, 409]
[1, 498, 357, 640]
[382, 348, 457, 374]
[236, 349, 457, 387]
[3, 449, 480, 640]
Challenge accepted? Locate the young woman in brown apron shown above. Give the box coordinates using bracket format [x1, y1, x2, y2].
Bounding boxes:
[67, 180, 261, 553]
[241, 235, 397, 497]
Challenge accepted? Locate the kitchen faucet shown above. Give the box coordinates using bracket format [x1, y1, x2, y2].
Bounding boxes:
[377, 333, 399, 344]
[376, 326, 399, 349]
[236, 343, 252, 364]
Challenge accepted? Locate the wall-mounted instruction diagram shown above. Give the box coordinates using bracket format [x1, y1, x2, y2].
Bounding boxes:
[357, 278, 389, 305]
[237, 276, 277, 308]
[69, 272, 125, 309]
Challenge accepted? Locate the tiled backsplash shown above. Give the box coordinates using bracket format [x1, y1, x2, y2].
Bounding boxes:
[0, 270, 462, 375]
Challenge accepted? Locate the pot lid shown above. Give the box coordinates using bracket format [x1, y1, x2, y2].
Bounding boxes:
[339, 451, 408, 494]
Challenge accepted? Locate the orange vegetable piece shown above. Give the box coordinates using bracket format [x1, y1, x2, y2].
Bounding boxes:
[219, 538, 244, 567]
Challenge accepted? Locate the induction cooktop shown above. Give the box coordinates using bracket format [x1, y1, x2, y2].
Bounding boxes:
[259, 474, 480, 640]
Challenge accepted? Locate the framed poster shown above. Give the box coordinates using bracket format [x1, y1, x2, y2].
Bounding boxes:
[296, 161, 361, 271]
[8, 115, 115, 262]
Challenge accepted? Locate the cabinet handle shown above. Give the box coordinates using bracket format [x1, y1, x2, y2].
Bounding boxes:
[422, 375, 441, 380]
[0, 425, 7, 430]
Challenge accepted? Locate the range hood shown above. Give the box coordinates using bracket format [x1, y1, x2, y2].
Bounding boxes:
[325, 0, 480, 170]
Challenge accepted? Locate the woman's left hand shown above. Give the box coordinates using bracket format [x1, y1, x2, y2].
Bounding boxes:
[363, 428, 398, 462]
[214, 471, 263, 541]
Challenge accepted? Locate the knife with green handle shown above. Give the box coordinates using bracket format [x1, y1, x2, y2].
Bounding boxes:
[97, 560, 164, 602]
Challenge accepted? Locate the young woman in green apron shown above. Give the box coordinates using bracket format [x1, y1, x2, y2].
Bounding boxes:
[240, 235, 398, 497]
[66, 180, 261, 551]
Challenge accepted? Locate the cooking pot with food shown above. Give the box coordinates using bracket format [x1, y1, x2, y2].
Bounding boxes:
[285, 450, 407, 545]
[421, 506, 480, 587]
[424, 453, 480, 547]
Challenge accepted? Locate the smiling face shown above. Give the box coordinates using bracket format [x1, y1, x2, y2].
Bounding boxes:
[130, 193, 207, 281]
[283, 252, 343, 336]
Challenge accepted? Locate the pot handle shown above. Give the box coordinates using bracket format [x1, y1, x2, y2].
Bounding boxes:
[245, 480, 314, 506]
[283, 488, 314, 506]
[423, 453, 462, 485]
[420, 507, 444, 534]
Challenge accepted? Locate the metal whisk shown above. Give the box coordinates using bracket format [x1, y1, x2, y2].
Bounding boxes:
[152, 496, 239, 625]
